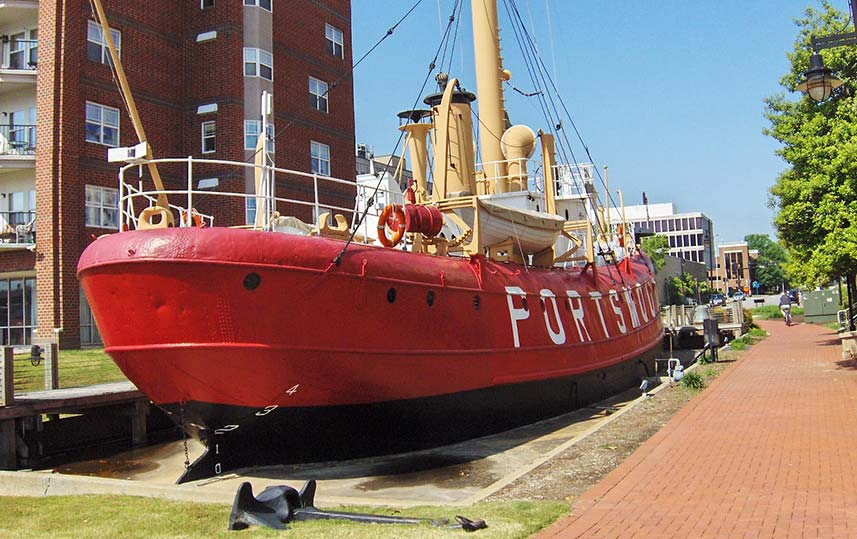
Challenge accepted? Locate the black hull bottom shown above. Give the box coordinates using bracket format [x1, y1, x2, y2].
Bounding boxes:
[166, 347, 660, 483]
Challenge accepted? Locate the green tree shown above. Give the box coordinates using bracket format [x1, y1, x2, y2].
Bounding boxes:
[640, 235, 669, 272]
[744, 233, 787, 292]
[765, 2, 857, 289]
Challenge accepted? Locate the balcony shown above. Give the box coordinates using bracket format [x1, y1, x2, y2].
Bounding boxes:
[0, 209, 34, 249]
[0, 124, 33, 169]
[0, 37, 36, 94]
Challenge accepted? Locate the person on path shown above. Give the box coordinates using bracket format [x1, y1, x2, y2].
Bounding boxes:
[779, 291, 793, 325]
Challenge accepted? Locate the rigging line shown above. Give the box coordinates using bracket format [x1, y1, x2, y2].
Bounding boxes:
[332, 0, 462, 267]
[187, 0, 429, 206]
[441, 0, 465, 75]
[508, 1, 619, 212]
[505, 1, 623, 276]
[506, 0, 611, 217]
[544, 0, 558, 83]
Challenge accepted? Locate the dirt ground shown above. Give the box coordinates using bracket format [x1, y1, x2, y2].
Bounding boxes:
[487, 354, 737, 502]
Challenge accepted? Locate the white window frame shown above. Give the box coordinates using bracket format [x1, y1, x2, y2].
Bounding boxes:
[87, 20, 121, 65]
[244, 120, 274, 151]
[325, 23, 344, 58]
[243, 0, 272, 12]
[310, 141, 330, 177]
[243, 47, 273, 81]
[201, 121, 216, 154]
[85, 101, 120, 147]
[200, 0, 215, 8]
[309, 77, 329, 113]
[85, 184, 119, 229]
[245, 197, 256, 225]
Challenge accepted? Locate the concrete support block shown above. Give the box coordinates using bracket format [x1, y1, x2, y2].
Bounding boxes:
[841, 331, 857, 360]
[130, 400, 148, 446]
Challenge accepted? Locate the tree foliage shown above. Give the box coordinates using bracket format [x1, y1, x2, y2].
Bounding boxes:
[744, 233, 787, 292]
[640, 235, 669, 272]
[765, 2, 857, 286]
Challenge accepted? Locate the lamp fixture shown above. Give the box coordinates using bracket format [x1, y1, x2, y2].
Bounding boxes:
[796, 53, 843, 102]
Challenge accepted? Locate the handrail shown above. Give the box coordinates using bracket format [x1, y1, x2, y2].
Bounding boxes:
[116, 156, 405, 245]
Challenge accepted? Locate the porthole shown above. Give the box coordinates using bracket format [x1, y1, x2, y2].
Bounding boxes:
[243, 273, 261, 290]
[473, 295, 481, 310]
[387, 288, 397, 304]
[426, 290, 435, 307]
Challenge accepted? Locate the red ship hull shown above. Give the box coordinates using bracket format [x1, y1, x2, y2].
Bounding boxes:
[78, 228, 663, 481]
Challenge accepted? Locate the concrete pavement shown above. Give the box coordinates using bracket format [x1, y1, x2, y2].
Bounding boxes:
[537, 319, 857, 538]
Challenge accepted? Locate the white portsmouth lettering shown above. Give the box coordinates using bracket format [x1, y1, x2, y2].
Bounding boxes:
[505, 286, 529, 348]
[566, 290, 592, 342]
[589, 291, 610, 338]
[540, 289, 566, 345]
[635, 284, 649, 322]
[622, 287, 642, 328]
[609, 289, 627, 334]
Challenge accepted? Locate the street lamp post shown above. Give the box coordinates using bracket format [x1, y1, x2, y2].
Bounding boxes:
[795, 1, 857, 331]
[796, 0, 857, 102]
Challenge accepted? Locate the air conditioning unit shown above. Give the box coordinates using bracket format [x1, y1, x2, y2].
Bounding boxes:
[107, 141, 149, 163]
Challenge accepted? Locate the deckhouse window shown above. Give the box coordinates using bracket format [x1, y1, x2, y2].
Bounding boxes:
[85, 101, 119, 147]
[325, 24, 343, 58]
[201, 121, 216, 154]
[243, 0, 272, 11]
[85, 185, 119, 229]
[310, 141, 330, 176]
[309, 77, 328, 113]
[87, 20, 120, 65]
[243, 47, 273, 81]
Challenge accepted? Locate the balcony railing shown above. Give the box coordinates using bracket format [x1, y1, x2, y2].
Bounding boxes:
[0, 210, 34, 245]
[3, 39, 37, 71]
[0, 124, 35, 155]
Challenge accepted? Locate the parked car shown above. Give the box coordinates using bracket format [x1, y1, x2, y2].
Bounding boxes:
[710, 293, 725, 306]
[731, 291, 746, 302]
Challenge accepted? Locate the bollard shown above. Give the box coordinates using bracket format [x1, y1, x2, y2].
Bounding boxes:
[703, 318, 720, 362]
[0, 347, 13, 407]
[44, 342, 59, 390]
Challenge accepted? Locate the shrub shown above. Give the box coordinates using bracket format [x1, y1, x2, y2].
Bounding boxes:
[748, 328, 767, 338]
[682, 371, 705, 389]
[730, 340, 746, 351]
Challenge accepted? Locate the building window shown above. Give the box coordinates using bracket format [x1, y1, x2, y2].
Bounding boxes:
[201, 0, 214, 7]
[243, 47, 273, 80]
[243, 0, 272, 11]
[310, 141, 330, 176]
[87, 20, 120, 65]
[309, 77, 329, 113]
[80, 286, 102, 345]
[201, 121, 216, 153]
[244, 121, 275, 151]
[0, 277, 36, 346]
[325, 23, 344, 58]
[85, 102, 119, 147]
[85, 185, 119, 229]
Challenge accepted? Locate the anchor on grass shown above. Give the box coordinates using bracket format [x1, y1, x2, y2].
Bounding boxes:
[228, 479, 487, 532]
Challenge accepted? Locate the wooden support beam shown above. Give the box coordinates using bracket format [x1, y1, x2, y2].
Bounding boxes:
[0, 419, 15, 470]
[44, 343, 59, 391]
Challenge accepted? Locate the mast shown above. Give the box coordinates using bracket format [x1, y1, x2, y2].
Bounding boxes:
[471, 0, 510, 191]
[90, 0, 170, 217]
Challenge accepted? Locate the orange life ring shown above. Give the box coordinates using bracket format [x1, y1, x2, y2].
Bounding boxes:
[183, 208, 204, 228]
[377, 204, 406, 247]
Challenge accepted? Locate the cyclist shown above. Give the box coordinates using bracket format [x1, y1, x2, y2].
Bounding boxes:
[779, 291, 793, 326]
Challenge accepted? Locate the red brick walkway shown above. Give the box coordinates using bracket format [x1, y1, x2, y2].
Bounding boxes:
[536, 320, 857, 538]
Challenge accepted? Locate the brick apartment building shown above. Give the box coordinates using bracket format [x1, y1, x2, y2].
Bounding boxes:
[0, 0, 354, 348]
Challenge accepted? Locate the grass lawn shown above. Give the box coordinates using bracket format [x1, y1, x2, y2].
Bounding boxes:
[0, 496, 567, 539]
[751, 305, 804, 320]
[13, 348, 125, 393]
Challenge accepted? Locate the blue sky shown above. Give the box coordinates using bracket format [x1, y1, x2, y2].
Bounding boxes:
[351, 0, 820, 245]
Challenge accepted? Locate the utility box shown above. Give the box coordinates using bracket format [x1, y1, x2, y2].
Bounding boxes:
[803, 288, 840, 324]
